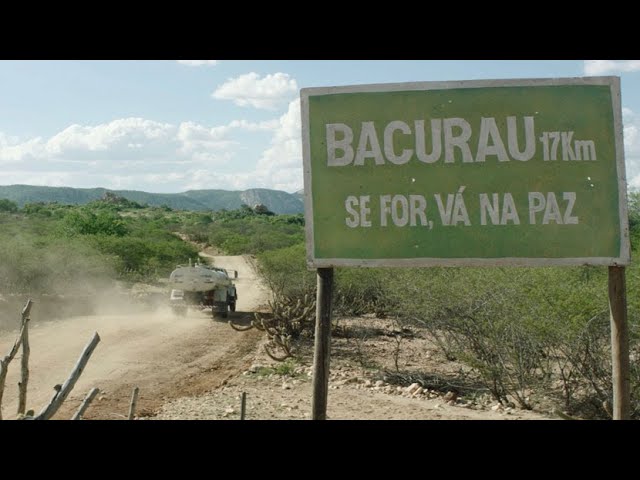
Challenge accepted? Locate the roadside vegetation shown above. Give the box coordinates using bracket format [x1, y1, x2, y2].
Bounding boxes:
[179, 204, 304, 255]
[251, 191, 640, 419]
[0, 196, 198, 294]
[1, 190, 639, 418]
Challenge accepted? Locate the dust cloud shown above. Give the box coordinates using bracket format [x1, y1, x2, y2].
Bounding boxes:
[0, 274, 174, 334]
[0, 227, 191, 332]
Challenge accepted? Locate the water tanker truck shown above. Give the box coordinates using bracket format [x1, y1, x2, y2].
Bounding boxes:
[168, 259, 238, 318]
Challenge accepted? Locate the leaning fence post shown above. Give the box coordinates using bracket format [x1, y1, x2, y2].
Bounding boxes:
[34, 332, 101, 420]
[0, 300, 32, 420]
[71, 387, 100, 420]
[128, 387, 139, 420]
[17, 299, 33, 415]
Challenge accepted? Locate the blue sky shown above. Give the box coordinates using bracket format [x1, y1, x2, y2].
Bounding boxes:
[0, 60, 639, 193]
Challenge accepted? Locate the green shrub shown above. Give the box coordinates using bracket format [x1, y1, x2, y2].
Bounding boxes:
[384, 264, 640, 417]
[0, 235, 115, 294]
[257, 243, 315, 299]
[629, 191, 640, 250]
[203, 216, 304, 255]
[63, 209, 128, 236]
[89, 233, 199, 280]
[22, 202, 53, 217]
[334, 268, 397, 317]
[0, 199, 18, 213]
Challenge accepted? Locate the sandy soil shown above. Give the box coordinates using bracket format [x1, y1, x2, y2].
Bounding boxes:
[0, 255, 267, 420]
[154, 316, 553, 420]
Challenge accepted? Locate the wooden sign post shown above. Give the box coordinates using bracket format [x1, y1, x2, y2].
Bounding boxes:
[311, 267, 334, 420]
[609, 266, 630, 420]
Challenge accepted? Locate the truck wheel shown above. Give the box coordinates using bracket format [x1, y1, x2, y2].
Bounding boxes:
[212, 303, 228, 320]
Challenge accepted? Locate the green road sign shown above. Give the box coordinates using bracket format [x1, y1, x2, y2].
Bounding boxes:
[301, 77, 630, 268]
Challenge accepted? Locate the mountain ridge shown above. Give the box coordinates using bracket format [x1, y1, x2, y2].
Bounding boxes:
[0, 184, 304, 214]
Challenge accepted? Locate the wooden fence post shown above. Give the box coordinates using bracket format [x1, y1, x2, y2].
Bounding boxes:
[71, 388, 100, 420]
[0, 300, 32, 420]
[128, 387, 139, 420]
[17, 299, 33, 415]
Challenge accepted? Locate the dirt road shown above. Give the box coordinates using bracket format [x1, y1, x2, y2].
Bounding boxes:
[1, 251, 554, 420]
[0, 255, 268, 420]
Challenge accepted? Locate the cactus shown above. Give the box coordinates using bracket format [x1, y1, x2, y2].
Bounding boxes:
[228, 293, 316, 361]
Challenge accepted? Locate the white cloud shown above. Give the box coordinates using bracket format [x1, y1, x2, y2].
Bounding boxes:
[253, 98, 303, 191]
[177, 60, 218, 67]
[176, 121, 237, 156]
[0, 117, 278, 167]
[623, 108, 640, 189]
[228, 119, 280, 131]
[212, 72, 298, 110]
[257, 98, 301, 171]
[178, 99, 304, 192]
[584, 60, 640, 75]
[0, 113, 302, 193]
[46, 118, 175, 155]
[0, 136, 44, 163]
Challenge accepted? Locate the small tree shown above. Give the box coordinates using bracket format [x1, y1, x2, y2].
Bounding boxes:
[253, 204, 275, 216]
[0, 199, 18, 213]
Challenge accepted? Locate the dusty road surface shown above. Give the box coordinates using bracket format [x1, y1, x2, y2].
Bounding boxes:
[0, 255, 268, 420]
[1, 251, 555, 420]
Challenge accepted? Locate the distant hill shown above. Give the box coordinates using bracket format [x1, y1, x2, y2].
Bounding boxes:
[0, 185, 304, 214]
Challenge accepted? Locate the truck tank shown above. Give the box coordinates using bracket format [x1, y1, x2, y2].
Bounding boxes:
[168, 260, 237, 318]
[168, 264, 233, 291]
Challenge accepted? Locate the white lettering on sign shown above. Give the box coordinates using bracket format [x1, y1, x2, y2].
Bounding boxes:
[443, 118, 473, 163]
[540, 131, 596, 161]
[476, 117, 509, 163]
[415, 119, 442, 163]
[344, 195, 372, 228]
[327, 123, 354, 166]
[501, 193, 520, 225]
[434, 186, 471, 226]
[380, 194, 429, 227]
[354, 122, 384, 166]
[325, 116, 563, 166]
[528, 192, 579, 225]
[384, 121, 413, 165]
[344, 192, 578, 228]
[507, 116, 536, 161]
[479, 193, 520, 225]
[409, 195, 428, 226]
